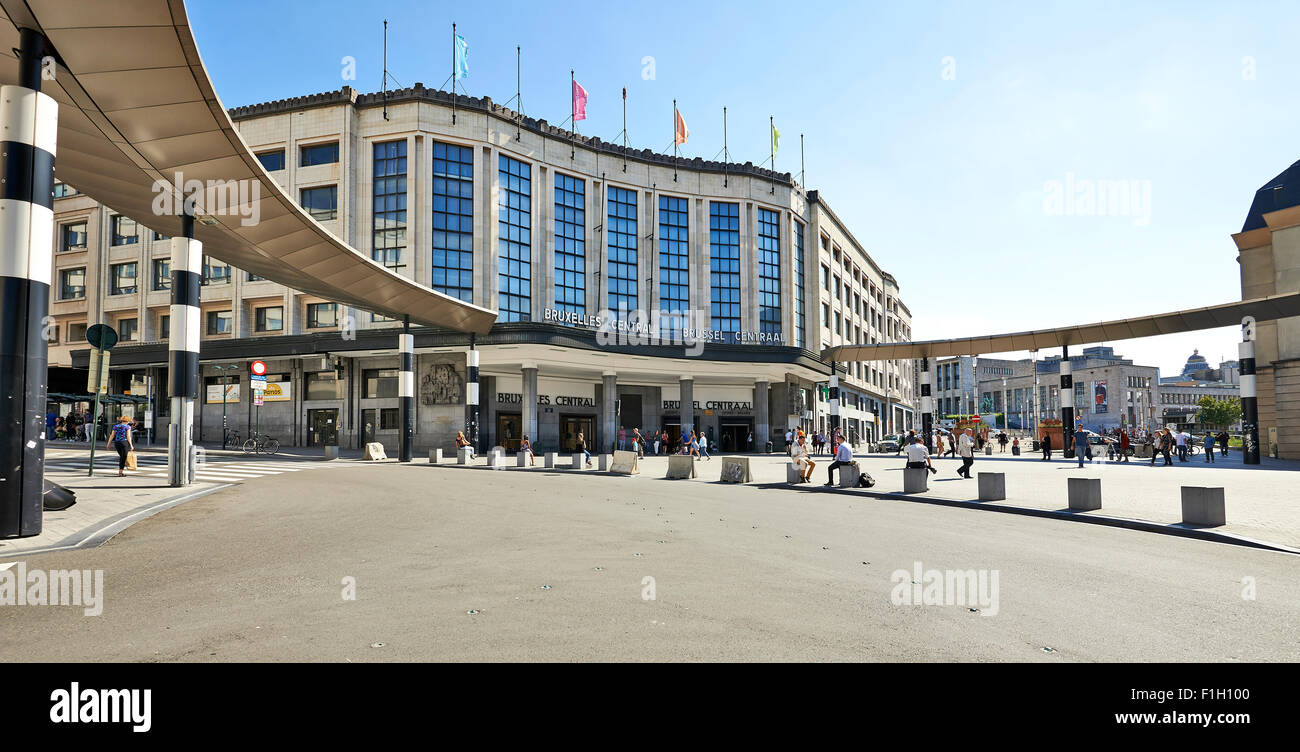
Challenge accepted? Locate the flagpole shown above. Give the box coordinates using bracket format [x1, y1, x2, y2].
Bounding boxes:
[770, 116, 774, 171]
[723, 106, 728, 188]
[622, 87, 628, 172]
[515, 46, 522, 141]
[570, 69, 576, 160]
[382, 20, 389, 121]
[451, 23, 457, 125]
[800, 133, 805, 188]
[673, 99, 678, 182]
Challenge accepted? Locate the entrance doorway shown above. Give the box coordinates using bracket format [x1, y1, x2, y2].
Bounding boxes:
[307, 408, 339, 446]
[719, 419, 753, 453]
[559, 415, 594, 452]
[496, 412, 522, 450]
[663, 423, 681, 454]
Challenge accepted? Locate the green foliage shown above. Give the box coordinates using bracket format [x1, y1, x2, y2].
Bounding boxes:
[1195, 396, 1242, 429]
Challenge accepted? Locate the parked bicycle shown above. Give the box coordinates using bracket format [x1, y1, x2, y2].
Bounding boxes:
[242, 432, 280, 455]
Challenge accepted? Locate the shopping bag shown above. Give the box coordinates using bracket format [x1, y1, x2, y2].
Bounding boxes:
[125, 451, 138, 471]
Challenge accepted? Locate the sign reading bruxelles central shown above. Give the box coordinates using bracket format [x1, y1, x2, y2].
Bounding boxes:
[544, 308, 784, 347]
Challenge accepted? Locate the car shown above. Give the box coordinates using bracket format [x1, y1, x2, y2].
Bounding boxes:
[879, 434, 902, 452]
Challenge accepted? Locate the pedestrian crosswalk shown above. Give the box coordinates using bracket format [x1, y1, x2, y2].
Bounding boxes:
[41, 453, 343, 484]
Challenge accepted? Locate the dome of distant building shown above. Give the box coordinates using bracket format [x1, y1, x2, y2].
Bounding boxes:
[1181, 349, 1210, 378]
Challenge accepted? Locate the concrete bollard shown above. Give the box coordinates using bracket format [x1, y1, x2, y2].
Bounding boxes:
[903, 467, 929, 493]
[324, 445, 339, 460]
[429, 448, 444, 464]
[486, 449, 502, 468]
[984, 445, 993, 456]
[458, 447, 473, 465]
[1067, 477, 1102, 511]
[836, 463, 861, 488]
[517, 451, 529, 467]
[1181, 487, 1226, 526]
[598, 453, 613, 471]
[977, 472, 1005, 501]
[571, 454, 584, 469]
[544, 452, 557, 468]
[786, 463, 803, 484]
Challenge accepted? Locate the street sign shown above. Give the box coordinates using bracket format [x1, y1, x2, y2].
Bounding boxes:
[85, 323, 118, 350]
[254, 394, 264, 406]
[250, 360, 267, 376]
[86, 349, 110, 393]
[250, 373, 267, 393]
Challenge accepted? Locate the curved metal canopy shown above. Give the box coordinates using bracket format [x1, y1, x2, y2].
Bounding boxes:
[0, 0, 496, 333]
[823, 292, 1300, 362]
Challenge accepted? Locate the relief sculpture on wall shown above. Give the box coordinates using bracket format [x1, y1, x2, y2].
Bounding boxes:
[421, 363, 464, 406]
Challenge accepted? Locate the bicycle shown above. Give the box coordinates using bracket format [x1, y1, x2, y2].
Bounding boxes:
[224, 428, 241, 447]
[242, 432, 280, 455]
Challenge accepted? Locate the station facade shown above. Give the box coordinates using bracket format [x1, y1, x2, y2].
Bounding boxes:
[49, 85, 914, 453]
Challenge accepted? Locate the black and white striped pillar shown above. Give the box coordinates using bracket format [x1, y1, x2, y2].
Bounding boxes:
[828, 363, 840, 438]
[1059, 345, 1075, 458]
[399, 315, 413, 462]
[466, 334, 480, 451]
[0, 28, 57, 539]
[167, 210, 200, 487]
[920, 357, 933, 454]
[1240, 319, 1259, 465]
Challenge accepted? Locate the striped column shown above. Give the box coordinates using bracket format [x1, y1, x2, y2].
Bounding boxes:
[828, 365, 840, 437]
[1240, 333, 1259, 465]
[466, 335, 480, 451]
[1059, 346, 1075, 457]
[920, 357, 933, 454]
[399, 315, 414, 462]
[167, 212, 201, 487]
[0, 28, 57, 539]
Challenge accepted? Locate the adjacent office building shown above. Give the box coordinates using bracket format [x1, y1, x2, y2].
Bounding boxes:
[49, 85, 914, 452]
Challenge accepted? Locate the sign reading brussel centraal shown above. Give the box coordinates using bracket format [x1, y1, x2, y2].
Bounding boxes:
[85, 323, 118, 350]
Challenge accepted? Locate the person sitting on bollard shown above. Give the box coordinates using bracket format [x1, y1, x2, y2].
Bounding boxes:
[825, 436, 854, 486]
[905, 434, 937, 475]
[791, 434, 815, 483]
[455, 430, 477, 460]
[576, 432, 592, 468]
[1011, 436, 1021, 456]
[520, 434, 536, 467]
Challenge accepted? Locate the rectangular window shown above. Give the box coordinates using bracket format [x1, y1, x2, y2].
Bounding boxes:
[247, 272, 265, 282]
[363, 368, 400, 399]
[658, 195, 689, 337]
[553, 173, 586, 318]
[372, 140, 407, 268]
[300, 142, 339, 166]
[60, 222, 87, 251]
[709, 201, 741, 338]
[607, 186, 638, 317]
[380, 408, 400, 430]
[255, 306, 284, 332]
[757, 208, 781, 340]
[160, 315, 170, 339]
[154, 231, 169, 241]
[68, 322, 87, 342]
[111, 216, 138, 246]
[59, 267, 86, 300]
[793, 220, 806, 348]
[497, 155, 532, 322]
[206, 310, 232, 335]
[432, 141, 474, 302]
[152, 259, 170, 291]
[821, 302, 829, 329]
[202, 258, 231, 285]
[118, 318, 138, 342]
[110, 262, 138, 295]
[307, 302, 339, 328]
[301, 186, 338, 221]
[257, 150, 285, 171]
[53, 182, 77, 198]
[305, 371, 345, 400]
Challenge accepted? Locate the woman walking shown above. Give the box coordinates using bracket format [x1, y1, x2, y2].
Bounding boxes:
[106, 415, 134, 476]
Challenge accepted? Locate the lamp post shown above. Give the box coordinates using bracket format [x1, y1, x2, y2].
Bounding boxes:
[213, 364, 239, 449]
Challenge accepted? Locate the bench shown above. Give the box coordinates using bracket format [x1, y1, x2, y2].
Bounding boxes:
[1067, 477, 1101, 511]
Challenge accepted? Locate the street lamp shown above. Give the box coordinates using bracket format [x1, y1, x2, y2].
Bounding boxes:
[213, 364, 239, 450]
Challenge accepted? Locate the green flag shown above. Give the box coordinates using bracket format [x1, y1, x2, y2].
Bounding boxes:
[772, 124, 781, 156]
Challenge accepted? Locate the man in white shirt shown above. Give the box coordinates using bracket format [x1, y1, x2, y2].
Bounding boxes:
[825, 437, 854, 486]
[904, 435, 936, 474]
[785, 429, 794, 454]
[1175, 429, 1189, 462]
[957, 428, 976, 478]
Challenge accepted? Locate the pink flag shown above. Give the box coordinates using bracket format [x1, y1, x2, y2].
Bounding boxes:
[572, 79, 589, 122]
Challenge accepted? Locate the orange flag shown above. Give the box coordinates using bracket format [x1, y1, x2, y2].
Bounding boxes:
[675, 107, 689, 146]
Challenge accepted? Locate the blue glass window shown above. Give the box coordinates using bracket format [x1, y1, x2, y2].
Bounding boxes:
[793, 219, 806, 348]
[709, 202, 741, 339]
[257, 150, 285, 172]
[554, 173, 585, 318]
[607, 186, 638, 317]
[300, 142, 339, 166]
[372, 140, 407, 268]
[498, 155, 532, 322]
[658, 196, 689, 338]
[432, 141, 475, 302]
[300, 186, 337, 221]
[758, 208, 781, 340]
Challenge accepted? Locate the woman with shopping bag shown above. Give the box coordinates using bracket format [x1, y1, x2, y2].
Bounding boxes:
[106, 415, 135, 476]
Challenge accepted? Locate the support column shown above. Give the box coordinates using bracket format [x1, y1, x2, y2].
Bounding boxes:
[398, 315, 413, 462]
[602, 371, 617, 453]
[1060, 345, 1075, 458]
[1240, 318, 1259, 465]
[679, 377, 694, 438]
[168, 211, 201, 487]
[522, 364, 538, 447]
[829, 363, 840, 438]
[754, 379, 770, 450]
[920, 357, 933, 454]
[466, 335, 480, 452]
[0, 28, 57, 538]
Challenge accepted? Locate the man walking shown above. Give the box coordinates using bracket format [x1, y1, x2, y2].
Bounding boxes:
[825, 436, 854, 486]
[1074, 423, 1090, 468]
[1175, 429, 1188, 462]
[1119, 429, 1131, 463]
[1041, 432, 1052, 460]
[957, 428, 975, 479]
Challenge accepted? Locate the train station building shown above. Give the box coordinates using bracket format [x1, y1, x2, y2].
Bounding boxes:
[49, 85, 916, 453]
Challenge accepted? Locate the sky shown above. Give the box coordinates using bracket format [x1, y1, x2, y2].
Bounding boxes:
[187, 0, 1300, 377]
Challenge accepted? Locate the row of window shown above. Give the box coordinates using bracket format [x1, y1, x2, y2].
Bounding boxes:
[255, 142, 339, 173]
[57, 216, 167, 252]
[54, 303, 341, 347]
[57, 259, 259, 300]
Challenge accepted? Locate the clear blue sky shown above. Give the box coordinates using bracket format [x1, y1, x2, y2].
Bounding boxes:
[189, 0, 1300, 376]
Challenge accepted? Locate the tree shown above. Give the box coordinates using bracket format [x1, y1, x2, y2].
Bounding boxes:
[1196, 396, 1242, 429]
